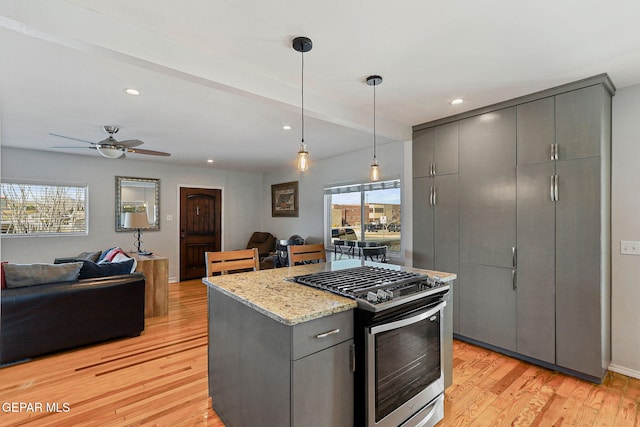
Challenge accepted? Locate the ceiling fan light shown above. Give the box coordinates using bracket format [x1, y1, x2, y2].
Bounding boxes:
[97, 146, 124, 158]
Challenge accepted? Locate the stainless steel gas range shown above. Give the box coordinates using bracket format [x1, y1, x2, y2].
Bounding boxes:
[293, 265, 450, 427]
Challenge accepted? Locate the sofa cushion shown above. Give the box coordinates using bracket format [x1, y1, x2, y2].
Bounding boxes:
[79, 258, 135, 279]
[4, 262, 83, 288]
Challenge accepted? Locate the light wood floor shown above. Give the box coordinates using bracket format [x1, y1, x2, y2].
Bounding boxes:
[1, 279, 638, 426]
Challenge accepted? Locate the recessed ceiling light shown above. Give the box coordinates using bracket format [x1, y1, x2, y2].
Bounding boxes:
[124, 88, 140, 96]
[450, 98, 464, 105]
[207, 159, 214, 163]
[282, 125, 292, 130]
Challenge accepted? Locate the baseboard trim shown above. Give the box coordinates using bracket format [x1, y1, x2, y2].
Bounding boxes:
[608, 363, 640, 380]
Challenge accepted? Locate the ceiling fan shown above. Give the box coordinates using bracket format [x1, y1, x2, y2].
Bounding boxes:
[50, 125, 171, 158]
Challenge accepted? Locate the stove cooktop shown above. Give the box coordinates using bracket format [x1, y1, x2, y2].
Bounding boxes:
[292, 265, 449, 312]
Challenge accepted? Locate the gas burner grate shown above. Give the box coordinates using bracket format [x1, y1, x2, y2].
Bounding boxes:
[293, 266, 428, 298]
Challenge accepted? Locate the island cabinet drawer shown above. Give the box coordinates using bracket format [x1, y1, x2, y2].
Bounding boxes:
[292, 310, 354, 360]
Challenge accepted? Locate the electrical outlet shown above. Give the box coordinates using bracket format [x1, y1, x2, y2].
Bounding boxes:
[620, 241, 640, 255]
[166, 214, 173, 221]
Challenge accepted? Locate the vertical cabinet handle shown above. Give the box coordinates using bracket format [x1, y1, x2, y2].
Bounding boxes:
[512, 269, 517, 290]
[550, 175, 555, 201]
[429, 186, 434, 206]
[433, 163, 437, 176]
[554, 174, 559, 201]
[433, 186, 437, 206]
[550, 144, 555, 161]
[350, 343, 356, 373]
[512, 246, 517, 268]
[554, 144, 559, 160]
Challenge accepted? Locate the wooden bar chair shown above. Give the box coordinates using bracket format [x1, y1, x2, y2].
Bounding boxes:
[287, 243, 327, 266]
[205, 248, 260, 276]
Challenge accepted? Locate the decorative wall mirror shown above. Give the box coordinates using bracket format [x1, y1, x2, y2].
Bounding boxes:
[115, 176, 160, 232]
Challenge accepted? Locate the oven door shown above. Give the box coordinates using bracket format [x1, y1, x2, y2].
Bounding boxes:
[366, 301, 445, 427]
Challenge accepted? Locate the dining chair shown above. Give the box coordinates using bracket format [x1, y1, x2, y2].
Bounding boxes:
[287, 243, 327, 266]
[205, 248, 260, 276]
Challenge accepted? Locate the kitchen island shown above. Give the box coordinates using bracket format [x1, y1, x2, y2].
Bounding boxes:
[202, 259, 456, 427]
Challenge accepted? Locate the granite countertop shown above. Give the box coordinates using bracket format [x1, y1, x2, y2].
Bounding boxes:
[202, 259, 456, 326]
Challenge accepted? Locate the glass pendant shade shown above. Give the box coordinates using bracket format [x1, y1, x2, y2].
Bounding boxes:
[370, 159, 380, 182]
[297, 144, 309, 172]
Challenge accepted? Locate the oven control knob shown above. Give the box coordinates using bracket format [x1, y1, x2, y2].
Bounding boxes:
[367, 291, 378, 303]
[377, 289, 388, 301]
[385, 290, 394, 300]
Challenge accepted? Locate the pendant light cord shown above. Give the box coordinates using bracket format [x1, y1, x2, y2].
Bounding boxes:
[301, 51, 305, 145]
[373, 81, 377, 160]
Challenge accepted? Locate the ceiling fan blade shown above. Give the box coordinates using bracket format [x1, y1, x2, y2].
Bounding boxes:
[51, 145, 96, 149]
[118, 139, 144, 148]
[49, 133, 96, 145]
[126, 148, 171, 156]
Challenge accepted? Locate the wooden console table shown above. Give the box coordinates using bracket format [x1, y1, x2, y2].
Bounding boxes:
[128, 253, 169, 318]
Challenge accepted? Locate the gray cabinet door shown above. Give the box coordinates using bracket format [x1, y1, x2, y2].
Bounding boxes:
[555, 157, 603, 378]
[516, 162, 556, 363]
[556, 85, 605, 160]
[433, 122, 459, 175]
[459, 107, 517, 268]
[459, 262, 516, 351]
[412, 177, 435, 269]
[413, 128, 434, 178]
[434, 174, 459, 333]
[517, 97, 555, 165]
[292, 340, 354, 427]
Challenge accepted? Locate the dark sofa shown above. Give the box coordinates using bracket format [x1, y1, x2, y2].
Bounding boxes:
[0, 273, 145, 365]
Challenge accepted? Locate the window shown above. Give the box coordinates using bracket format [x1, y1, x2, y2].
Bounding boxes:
[325, 179, 401, 252]
[1, 181, 88, 236]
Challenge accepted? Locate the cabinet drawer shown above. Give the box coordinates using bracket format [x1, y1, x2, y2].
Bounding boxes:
[292, 310, 353, 360]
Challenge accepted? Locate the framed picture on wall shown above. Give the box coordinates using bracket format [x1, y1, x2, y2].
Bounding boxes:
[271, 181, 299, 217]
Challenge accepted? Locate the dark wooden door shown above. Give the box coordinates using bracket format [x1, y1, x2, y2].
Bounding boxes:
[180, 187, 222, 281]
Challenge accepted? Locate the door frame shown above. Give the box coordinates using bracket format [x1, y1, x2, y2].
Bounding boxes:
[176, 184, 225, 281]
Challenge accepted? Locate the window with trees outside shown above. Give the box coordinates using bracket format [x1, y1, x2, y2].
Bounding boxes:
[1, 181, 88, 236]
[325, 179, 401, 252]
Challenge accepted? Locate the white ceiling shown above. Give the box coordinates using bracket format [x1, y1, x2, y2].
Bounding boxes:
[1, 0, 640, 172]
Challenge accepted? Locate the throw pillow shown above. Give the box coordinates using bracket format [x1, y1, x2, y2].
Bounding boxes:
[4, 262, 83, 288]
[79, 258, 135, 279]
[76, 250, 102, 262]
[101, 247, 126, 262]
[110, 252, 138, 273]
[97, 247, 116, 262]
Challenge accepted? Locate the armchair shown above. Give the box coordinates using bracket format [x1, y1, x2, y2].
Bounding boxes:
[246, 232, 277, 269]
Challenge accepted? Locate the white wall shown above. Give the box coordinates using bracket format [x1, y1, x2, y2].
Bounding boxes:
[262, 141, 407, 251]
[610, 84, 640, 378]
[1, 147, 264, 282]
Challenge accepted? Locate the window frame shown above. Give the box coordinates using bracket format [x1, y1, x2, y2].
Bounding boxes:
[1, 179, 89, 237]
[324, 178, 401, 253]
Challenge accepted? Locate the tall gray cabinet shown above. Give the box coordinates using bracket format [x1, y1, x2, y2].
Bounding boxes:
[412, 75, 614, 382]
[413, 122, 460, 334]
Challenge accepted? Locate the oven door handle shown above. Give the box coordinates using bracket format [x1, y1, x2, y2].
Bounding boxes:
[368, 301, 446, 335]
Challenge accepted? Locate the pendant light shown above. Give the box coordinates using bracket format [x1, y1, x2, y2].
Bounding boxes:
[366, 75, 383, 181]
[293, 36, 312, 172]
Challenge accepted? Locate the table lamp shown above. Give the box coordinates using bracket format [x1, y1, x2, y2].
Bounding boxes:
[124, 211, 151, 255]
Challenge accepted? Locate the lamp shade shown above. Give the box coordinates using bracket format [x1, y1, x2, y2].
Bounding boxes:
[124, 211, 149, 229]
